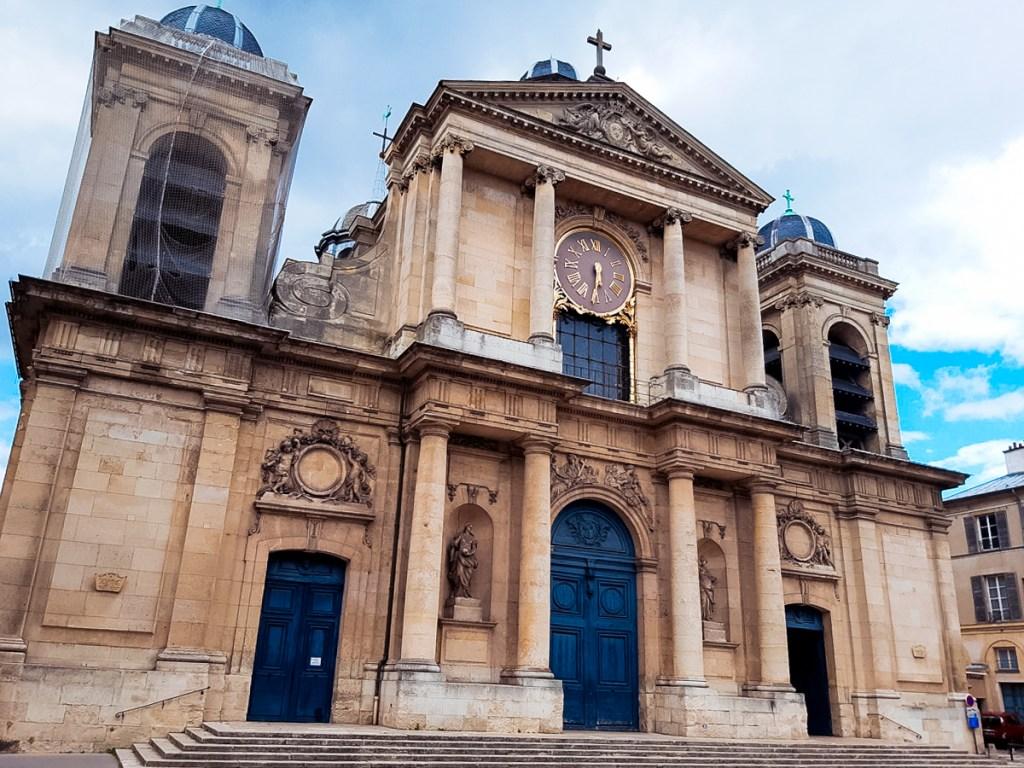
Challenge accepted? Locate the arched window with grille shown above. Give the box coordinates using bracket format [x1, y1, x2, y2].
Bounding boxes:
[119, 132, 227, 310]
[827, 323, 877, 450]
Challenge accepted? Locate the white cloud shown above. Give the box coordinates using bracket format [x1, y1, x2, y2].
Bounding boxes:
[888, 136, 1024, 364]
[892, 363, 922, 391]
[932, 438, 1014, 488]
[946, 390, 1024, 422]
[901, 430, 930, 444]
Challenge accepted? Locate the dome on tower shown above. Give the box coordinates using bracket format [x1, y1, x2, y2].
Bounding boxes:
[160, 5, 264, 56]
[521, 58, 578, 82]
[757, 213, 836, 253]
[315, 201, 381, 258]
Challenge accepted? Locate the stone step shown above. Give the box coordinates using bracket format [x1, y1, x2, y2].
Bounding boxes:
[189, 727, 960, 753]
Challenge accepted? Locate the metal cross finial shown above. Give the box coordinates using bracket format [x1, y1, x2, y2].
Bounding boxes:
[783, 188, 795, 214]
[587, 28, 612, 76]
[372, 105, 394, 159]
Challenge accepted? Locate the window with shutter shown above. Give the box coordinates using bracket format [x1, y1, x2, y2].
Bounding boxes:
[978, 513, 1002, 551]
[996, 510, 1011, 549]
[1005, 574, 1023, 621]
[965, 517, 979, 554]
[972, 575, 989, 622]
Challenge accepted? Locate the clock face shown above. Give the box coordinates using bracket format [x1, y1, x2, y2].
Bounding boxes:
[554, 230, 634, 315]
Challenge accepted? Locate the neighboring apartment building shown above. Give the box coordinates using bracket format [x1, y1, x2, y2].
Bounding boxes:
[948, 442, 1024, 714]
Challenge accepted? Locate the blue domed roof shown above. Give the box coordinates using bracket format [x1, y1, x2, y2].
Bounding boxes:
[757, 213, 836, 253]
[521, 58, 578, 82]
[160, 5, 263, 56]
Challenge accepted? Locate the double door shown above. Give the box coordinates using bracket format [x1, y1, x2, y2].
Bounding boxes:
[550, 559, 639, 730]
[248, 553, 344, 722]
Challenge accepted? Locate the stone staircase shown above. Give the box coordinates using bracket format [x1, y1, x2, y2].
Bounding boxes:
[116, 722, 1003, 768]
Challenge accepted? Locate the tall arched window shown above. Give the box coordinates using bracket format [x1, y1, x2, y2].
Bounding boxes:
[558, 309, 631, 401]
[120, 132, 227, 310]
[828, 323, 877, 450]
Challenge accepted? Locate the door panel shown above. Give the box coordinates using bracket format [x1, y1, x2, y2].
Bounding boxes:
[248, 553, 344, 723]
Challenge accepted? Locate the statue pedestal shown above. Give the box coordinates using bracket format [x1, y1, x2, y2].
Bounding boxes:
[703, 620, 727, 643]
[447, 596, 483, 622]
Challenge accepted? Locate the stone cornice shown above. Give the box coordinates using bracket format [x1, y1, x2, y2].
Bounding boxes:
[387, 83, 771, 214]
[757, 247, 898, 300]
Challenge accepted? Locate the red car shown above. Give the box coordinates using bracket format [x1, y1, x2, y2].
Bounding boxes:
[982, 712, 1024, 749]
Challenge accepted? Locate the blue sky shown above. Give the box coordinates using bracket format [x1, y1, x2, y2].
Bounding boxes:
[0, 1, 1021, 489]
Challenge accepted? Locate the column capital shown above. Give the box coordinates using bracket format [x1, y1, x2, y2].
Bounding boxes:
[518, 435, 557, 456]
[744, 477, 779, 495]
[414, 417, 457, 440]
[726, 230, 763, 253]
[533, 165, 566, 186]
[663, 207, 693, 227]
[431, 133, 475, 162]
[656, 459, 697, 481]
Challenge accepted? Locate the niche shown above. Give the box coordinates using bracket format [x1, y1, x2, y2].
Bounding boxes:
[698, 538, 729, 642]
[444, 503, 493, 621]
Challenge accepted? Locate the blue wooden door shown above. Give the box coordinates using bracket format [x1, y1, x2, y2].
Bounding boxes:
[248, 551, 345, 723]
[551, 501, 638, 730]
[786, 605, 833, 736]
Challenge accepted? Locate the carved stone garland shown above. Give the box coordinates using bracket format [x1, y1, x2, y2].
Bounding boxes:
[257, 419, 376, 507]
[776, 500, 834, 568]
[550, 453, 653, 530]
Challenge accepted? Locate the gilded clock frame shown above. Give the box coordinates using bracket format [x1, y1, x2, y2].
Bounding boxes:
[551, 226, 640, 402]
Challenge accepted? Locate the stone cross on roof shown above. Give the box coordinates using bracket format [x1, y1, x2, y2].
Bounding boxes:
[587, 28, 612, 77]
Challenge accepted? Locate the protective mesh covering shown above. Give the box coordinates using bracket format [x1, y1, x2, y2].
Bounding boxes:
[45, 14, 305, 320]
[119, 131, 226, 309]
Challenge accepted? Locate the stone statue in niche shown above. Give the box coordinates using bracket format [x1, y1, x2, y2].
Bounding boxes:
[698, 556, 717, 621]
[447, 524, 479, 599]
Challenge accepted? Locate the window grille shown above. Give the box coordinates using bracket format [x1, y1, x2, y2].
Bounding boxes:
[557, 309, 630, 401]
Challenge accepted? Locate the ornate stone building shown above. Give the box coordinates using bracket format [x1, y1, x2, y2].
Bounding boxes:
[0, 7, 971, 753]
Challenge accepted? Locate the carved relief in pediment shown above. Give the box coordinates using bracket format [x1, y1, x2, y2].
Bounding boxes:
[558, 102, 676, 164]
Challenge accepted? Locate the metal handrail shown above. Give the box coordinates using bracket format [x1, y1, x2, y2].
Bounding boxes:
[879, 713, 923, 740]
[113, 686, 209, 720]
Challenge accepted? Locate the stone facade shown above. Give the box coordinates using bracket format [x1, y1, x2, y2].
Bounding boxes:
[0, 12, 972, 755]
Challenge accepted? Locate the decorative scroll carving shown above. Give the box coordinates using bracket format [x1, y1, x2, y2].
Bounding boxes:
[97, 84, 148, 110]
[272, 260, 349, 321]
[774, 291, 825, 312]
[447, 482, 499, 506]
[870, 312, 891, 327]
[567, 513, 611, 548]
[698, 557, 717, 621]
[94, 572, 126, 593]
[550, 454, 599, 499]
[554, 285, 636, 331]
[533, 165, 566, 186]
[431, 134, 474, 162]
[555, 201, 592, 220]
[777, 500, 834, 568]
[246, 126, 280, 146]
[656, 207, 693, 228]
[558, 102, 674, 163]
[257, 419, 375, 507]
[447, 524, 479, 599]
[699, 519, 727, 540]
[605, 212, 649, 262]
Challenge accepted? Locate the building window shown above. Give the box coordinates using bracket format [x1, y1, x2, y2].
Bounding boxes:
[979, 513, 1003, 551]
[997, 647, 1020, 672]
[558, 309, 631, 401]
[973, 573, 1023, 623]
[966, 510, 1009, 553]
[120, 131, 227, 311]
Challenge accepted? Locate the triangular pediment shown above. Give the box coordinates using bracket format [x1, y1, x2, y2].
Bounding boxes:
[437, 80, 771, 209]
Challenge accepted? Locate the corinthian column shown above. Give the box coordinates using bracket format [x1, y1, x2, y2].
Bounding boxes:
[509, 437, 555, 678]
[662, 465, 706, 686]
[397, 419, 452, 669]
[529, 166, 565, 343]
[734, 232, 768, 393]
[662, 208, 694, 374]
[748, 481, 791, 688]
[429, 135, 474, 319]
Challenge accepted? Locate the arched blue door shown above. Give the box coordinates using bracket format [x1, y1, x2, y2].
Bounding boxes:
[248, 551, 345, 722]
[550, 501, 639, 730]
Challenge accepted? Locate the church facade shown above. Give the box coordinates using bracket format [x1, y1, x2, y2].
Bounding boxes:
[0, 8, 972, 753]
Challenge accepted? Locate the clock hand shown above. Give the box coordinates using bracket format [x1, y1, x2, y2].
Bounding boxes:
[591, 261, 603, 303]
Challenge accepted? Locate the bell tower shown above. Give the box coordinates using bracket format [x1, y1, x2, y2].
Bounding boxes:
[44, 6, 310, 322]
[756, 205, 908, 458]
